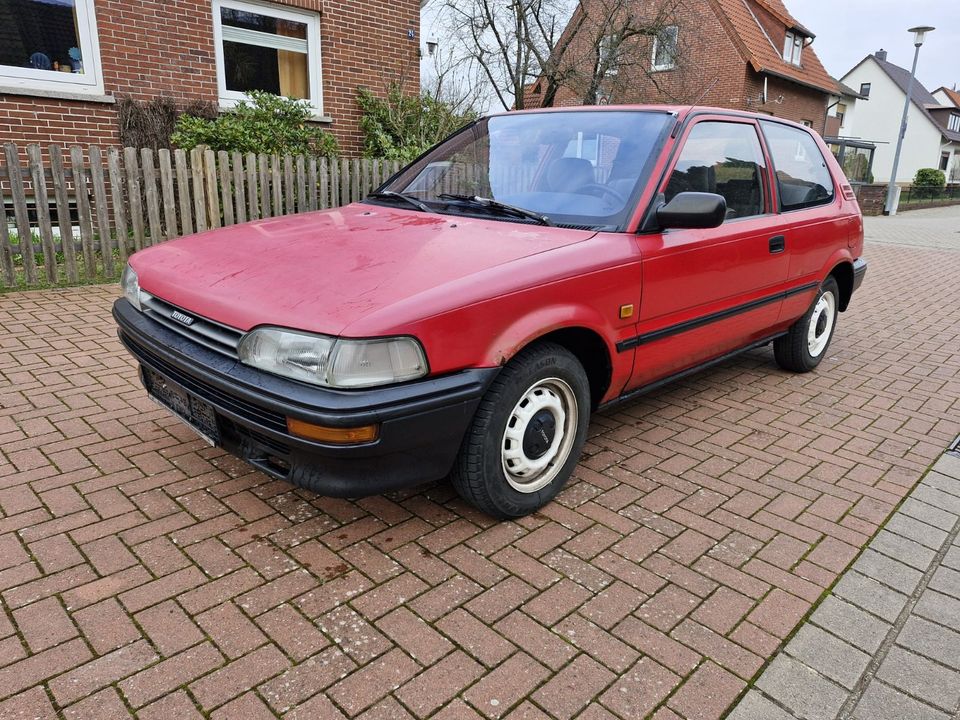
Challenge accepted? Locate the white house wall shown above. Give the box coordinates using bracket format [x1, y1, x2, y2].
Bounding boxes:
[841, 58, 945, 184]
[933, 88, 958, 108]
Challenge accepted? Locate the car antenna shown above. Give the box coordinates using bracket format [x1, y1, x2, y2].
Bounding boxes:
[672, 76, 720, 137]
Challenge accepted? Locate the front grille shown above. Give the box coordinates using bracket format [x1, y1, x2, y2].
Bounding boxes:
[141, 292, 243, 359]
[127, 334, 288, 434]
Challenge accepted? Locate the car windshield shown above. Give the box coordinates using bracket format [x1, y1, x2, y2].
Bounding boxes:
[374, 110, 673, 230]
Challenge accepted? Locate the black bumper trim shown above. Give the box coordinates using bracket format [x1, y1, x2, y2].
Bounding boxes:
[114, 298, 498, 496]
[852, 258, 867, 293]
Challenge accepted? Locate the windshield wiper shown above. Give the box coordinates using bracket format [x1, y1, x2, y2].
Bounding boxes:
[437, 194, 552, 226]
[368, 190, 432, 213]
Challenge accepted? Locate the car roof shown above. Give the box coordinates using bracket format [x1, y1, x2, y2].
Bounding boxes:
[490, 104, 814, 132]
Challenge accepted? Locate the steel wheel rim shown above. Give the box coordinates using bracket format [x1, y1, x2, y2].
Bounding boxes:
[501, 377, 578, 493]
[807, 290, 836, 358]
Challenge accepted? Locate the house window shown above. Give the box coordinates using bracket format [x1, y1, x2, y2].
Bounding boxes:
[0, 0, 104, 96]
[860, 82, 871, 97]
[836, 102, 847, 127]
[800, 120, 813, 127]
[651, 26, 679, 71]
[599, 35, 619, 77]
[213, 0, 323, 114]
[783, 31, 803, 66]
[949, 114, 960, 132]
[941, 153, 950, 172]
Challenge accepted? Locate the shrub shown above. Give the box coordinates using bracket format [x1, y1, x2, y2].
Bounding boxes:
[118, 97, 217, 151]
[171, 92, 338, 157]
[357, 83, 478, 163]
[913, 168, 946, 188]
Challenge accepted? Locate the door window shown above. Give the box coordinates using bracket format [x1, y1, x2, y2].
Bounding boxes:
[664, 121, 767, 219]
[760, 121, 835, 211]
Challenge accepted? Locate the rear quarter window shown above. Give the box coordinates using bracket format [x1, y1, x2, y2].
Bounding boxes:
[760, 121, 835, 211]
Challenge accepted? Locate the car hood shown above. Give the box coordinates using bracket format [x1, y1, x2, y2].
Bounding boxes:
[132, 204, 597, 336]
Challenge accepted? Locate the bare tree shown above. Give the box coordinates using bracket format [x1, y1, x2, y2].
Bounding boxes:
[562, 0, 690, 106]
[440, 0, 702, 111]
[421, 41, 486, 116]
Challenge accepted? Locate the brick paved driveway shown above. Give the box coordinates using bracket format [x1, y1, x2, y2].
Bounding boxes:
[1, 227, 959, 719]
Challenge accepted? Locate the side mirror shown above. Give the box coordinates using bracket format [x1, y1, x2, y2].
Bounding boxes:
[656, 192, 727, 229]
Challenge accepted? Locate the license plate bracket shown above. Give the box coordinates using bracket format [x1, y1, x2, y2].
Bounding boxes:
[142, 366, 221, 446]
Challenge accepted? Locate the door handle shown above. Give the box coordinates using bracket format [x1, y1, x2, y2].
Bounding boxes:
[769, 235, 786, 254]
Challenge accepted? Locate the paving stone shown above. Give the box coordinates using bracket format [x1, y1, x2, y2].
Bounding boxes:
[925, 470, 960, 498]
[882, 513, 949, 550]
[832, 571, 908, 623]
[927, 565, 960, 600]
[869, 531, 937, 571]
[851, 549, 924, 595]
[896, 615, 960, 670]
[944, 546, 960, 570]
[810, 596, 890, 654]
[5, 238, 960, 720]
[755, 654, 847, 720]
[898, 498, 957, 532]
[725, 690, 796, 720]
[914, 590, 960, 632]
[784, 624, 871, 690]
[851, 679, 950, 720]
[912, 487, 960, 516]
[875, 646, 960, 712]
[933, 454, 960, 480]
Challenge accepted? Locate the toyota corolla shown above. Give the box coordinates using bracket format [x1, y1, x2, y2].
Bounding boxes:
[114, 105, 866, 518]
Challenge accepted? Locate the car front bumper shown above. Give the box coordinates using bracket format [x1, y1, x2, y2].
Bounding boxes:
[113, 299, 498, 497]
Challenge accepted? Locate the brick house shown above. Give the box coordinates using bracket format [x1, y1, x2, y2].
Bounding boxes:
[525, 0, 838, 135]
[0, 0, 421, 156]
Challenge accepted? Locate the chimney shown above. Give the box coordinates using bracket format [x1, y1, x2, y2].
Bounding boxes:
[875, 49, 888, 61]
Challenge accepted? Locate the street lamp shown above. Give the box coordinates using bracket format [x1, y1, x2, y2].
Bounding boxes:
[884, 25, 935, 214]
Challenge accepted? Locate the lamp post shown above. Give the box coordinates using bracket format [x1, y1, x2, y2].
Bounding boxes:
[885, 25, 935, 214]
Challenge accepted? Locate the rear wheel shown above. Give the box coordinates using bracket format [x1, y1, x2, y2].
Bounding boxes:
[451, 343, 590, 519]
[774, 276, 839, 373]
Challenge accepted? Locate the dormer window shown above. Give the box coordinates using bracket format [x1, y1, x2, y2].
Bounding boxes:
[949, 114, 960, 133]
[783, 31, 803, 66]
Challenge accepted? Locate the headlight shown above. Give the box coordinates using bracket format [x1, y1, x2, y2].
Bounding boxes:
[121, 264, 141, 311]
[237, 327, 428, 389]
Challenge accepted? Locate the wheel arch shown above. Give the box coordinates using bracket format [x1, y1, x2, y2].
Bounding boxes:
[829, 260, 855, 311]
[529, 327, 613, 410]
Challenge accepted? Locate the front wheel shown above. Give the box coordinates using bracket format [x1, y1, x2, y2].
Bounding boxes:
[451, 343, 590, 519]
[774, 276, 840, 373]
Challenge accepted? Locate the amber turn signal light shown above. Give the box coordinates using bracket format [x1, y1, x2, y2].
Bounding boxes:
[286, 417, 380, 444]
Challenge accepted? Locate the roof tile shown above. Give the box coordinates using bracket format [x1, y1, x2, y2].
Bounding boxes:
[710, 0, 838, 95]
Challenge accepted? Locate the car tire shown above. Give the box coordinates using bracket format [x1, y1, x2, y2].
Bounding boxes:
[774, 276, 840, 373]
[451, 342, 590, 519]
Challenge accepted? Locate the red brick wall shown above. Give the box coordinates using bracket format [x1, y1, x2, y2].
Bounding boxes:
[530, 0, 750, 109]
[0, 0, 420, 156]
[741, 72, 829, 134]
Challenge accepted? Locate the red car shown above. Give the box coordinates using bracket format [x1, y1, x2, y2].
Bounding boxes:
[115, 105, 865, 518]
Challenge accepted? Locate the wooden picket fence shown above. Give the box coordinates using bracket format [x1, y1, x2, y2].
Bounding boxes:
[0, 142, 402, 289]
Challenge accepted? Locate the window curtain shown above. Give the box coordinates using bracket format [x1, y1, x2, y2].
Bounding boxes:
[276, 20, 307, 99]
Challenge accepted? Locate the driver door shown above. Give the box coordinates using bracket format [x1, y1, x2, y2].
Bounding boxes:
[627, 117, 791, 389]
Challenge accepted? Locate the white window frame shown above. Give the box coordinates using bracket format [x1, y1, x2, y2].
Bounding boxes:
[949, 114, 960, 133]
[835, 103, 846, 127]
[599, 35, 618, 77]
[651, 26, 679, 72]
[212, 0, 324, 117]
[783, 31, 803, 66]
[0, 0, 105, 97]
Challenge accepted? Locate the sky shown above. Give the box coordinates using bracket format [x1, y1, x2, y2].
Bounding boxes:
[787, 0, 959, 93]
